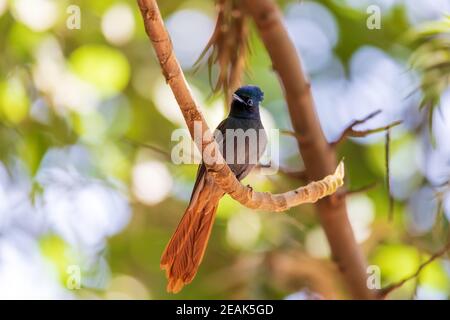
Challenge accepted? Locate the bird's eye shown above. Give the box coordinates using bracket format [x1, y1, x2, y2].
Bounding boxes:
[247, 98, 254, 107]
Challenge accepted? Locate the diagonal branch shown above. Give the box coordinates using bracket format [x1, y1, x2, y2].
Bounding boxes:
[336, 182, 379, 200]
[278, 167, 308, 181]
[378, 242, 450, 299]
[331, 110, 402, 146]
[385, 129, 394, 221]
[332, 110, 382, 146]
[122, 137, 172, 161]
[242, 0, 375, 299]
[346, 121, 402, 138]
[137, 0, 344, 212]
[255, 163, 307, 181]
[281, 129, 307, 144]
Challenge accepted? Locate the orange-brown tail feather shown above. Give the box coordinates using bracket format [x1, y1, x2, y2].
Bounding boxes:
[161, 177, 222, 293]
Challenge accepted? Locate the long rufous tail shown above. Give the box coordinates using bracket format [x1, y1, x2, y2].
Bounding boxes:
[160, 174, 223, 293]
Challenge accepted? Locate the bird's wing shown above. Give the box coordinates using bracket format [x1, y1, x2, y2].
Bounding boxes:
[188, 118, 227, 205]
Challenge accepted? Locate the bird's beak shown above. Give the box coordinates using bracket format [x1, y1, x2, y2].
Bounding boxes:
[232, 93, 246, 105]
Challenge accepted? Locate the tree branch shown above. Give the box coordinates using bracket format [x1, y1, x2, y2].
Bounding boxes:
[255, 163, 307, 181]
[242, 0, 375, 299]
[337, 182, 379, 200]
[137, 0, 344, 212]
[278, 167, 308, 181]
[379, 242, 450, 299]
[346, 121, 402, 138]
[122, 137, 172, 161]
[385, 129, 394, 221]
[330, 110, 402, 146]
[281, 129, 307, 144]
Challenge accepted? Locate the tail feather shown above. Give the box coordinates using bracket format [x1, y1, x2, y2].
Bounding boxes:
[161, 175, 222, 293]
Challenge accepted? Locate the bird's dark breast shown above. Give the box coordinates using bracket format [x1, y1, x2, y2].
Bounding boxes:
[217, 116, 267, 181]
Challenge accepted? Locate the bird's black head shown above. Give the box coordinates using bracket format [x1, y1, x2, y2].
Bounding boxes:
[230, 85, 264, 120]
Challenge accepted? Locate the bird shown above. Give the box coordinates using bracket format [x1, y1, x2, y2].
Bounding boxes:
[160, 85, 268, 293]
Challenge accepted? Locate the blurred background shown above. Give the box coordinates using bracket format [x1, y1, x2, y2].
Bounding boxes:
[0, 0, 449, 299]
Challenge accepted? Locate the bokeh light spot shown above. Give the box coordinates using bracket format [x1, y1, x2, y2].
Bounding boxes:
[69, 45, 130, 97]
[0, 78, 29, 124]
[102, 3, 135, 45]
[11, 0, 59, 32]
[166, 10, 214, 69]
[132, 160, 173, 206]
[227, 211, 261, 250]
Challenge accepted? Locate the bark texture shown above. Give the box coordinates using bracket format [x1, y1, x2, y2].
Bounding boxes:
[242, 0, 374, 299]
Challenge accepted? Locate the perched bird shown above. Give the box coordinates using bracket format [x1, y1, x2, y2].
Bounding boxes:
[161, 85, 268, 293]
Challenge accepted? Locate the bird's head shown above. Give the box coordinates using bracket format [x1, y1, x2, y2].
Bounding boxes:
[232, 85, 264, 108]
[230, 85, 264, 119]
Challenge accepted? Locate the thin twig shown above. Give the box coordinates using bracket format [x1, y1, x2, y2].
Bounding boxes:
[379, 242, 450, 298]
[347, 120, 402, 138]
[385, 129, 394, 221]
[255, 163, 307, 181]
[331, 110, 382, 146]
[123, 137, 172, 161]
[284, 111, 402, 147]
[279, 167, 307, 180]
[411, 250, 422, 300]
[280, 130, 307, 144]
[337, 182, 379, 199]
[331, 110, 403, 147]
